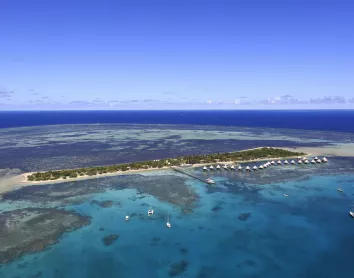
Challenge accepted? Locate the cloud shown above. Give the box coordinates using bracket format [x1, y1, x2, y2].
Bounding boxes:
[310, 96, 346, 104]
[162, 91, 177, 96]
[0, 89, 14, 98]
[206, 100, 213, 104]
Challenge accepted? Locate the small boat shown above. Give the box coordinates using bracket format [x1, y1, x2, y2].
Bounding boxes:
[283, 194, 288, 197]
[350, 211, 354, 218]
[202, 166, 208, 171]
[148, 207, 154, 216]
[125, 215, 130, 221]
[209, 165, 214, 170]
[216, 165, 221, 170]
[206, 178, 215, 184]
[166, 213, 171, 228]
[337, 188, 344, 193]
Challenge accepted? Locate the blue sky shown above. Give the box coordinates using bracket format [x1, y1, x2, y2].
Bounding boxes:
[1, 0, 354, 110]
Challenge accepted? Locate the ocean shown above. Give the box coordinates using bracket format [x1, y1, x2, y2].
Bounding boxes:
[0, 111, 354, 278]
[1, 110, 354, 132]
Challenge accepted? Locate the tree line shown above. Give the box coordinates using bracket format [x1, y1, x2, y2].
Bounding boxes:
[27, 147, 305, 181]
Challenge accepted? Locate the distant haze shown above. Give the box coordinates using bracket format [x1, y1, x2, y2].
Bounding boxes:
[1, 0, 354, 110]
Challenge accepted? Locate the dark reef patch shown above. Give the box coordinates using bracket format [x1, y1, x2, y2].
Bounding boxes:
[238, 212, 251, 221]
[102, 234, 119, 246]
[90, 200, 114, 208]
[0, 208, 90, 264]
[168, 260, 189, 277]
[211, 205, 222, 212]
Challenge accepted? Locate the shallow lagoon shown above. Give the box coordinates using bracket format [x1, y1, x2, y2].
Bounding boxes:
[1, 159, 354, 278]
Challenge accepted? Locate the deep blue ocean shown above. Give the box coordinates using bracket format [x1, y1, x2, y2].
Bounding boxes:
[1, 110, 354, 132]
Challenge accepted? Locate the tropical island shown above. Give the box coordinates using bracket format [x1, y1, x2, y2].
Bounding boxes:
[27, 147, 306, 182]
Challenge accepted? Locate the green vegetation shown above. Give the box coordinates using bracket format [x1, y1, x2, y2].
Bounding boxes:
[27, 147, 305, 181]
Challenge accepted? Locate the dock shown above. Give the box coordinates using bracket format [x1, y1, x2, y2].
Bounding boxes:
[170, 167, 210, 184]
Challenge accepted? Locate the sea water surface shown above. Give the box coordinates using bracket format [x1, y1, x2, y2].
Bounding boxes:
[1, 157, 354, 278]
[1, 119, 354, 277]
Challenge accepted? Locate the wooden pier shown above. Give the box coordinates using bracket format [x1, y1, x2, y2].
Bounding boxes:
[170, 167, 210, 184]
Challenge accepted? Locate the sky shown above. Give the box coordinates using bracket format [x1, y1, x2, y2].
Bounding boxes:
[1, 0, 354, 110]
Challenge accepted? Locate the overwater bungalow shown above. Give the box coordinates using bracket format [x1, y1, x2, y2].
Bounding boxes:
[253, 166, 258, 170]
[223, 164, 228, 170]
[263, 163, 268, 168]
[230, 165, 235, 170]
[316, 159, 322, 163]
[202, 166, 208, 171]
[209, 165, 214, 170]
[284, 160, 289, 165]
[302, 157, 307, 161]
[298, 160, 303, 164]
[277, 160, 282, 165]
[238, 165, 243, 170]
[271, 161, 276, 165]
[290, 160, 296, 164]
[322, 157, 328, 163]
[259, 165, 264, 169]
[314, 157, 319, 160]
[216, 165, 221, 170]
[246, 166, 251, 171]
[304, 160, 309, 164]
[311, 159, 316, 164]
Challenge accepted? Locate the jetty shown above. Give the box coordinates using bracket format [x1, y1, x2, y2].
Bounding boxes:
[170, 167, 211, 184]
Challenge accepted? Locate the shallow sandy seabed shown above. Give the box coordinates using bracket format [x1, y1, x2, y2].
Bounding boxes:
[288, 143, 354, 157]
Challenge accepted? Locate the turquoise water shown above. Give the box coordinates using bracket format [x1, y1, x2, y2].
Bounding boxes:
[1, 168, 354, 277]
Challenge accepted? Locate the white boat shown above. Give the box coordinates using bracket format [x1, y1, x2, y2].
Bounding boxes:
[148, 208, 154, 216]
[311, 159, 316, 164]
[246, 166, 251, 171]
[166, 213, 171, 228]
[230, 165, 235, 170]
[322, 157, 328, 163]
[290, 160, 295, 164]
[206, 178, 215, 184]
[202, 166, 208, 171]
[284, 160, 289, 165]
[337, 188, 344, 193]
[125, 215, 129, 221]
[209, 165, 214, 170]
[350, 211, 354, 218]
[283, 194, 288, 197]
[277, 160, 282, 165]
[252, 166, 258, 170]
[216, 165, 221, 170]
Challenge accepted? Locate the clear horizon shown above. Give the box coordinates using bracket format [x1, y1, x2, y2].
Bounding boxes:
[1, 0, 354, 110]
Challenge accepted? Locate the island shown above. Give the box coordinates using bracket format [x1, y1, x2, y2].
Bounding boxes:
[26, 147, 306, 182]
